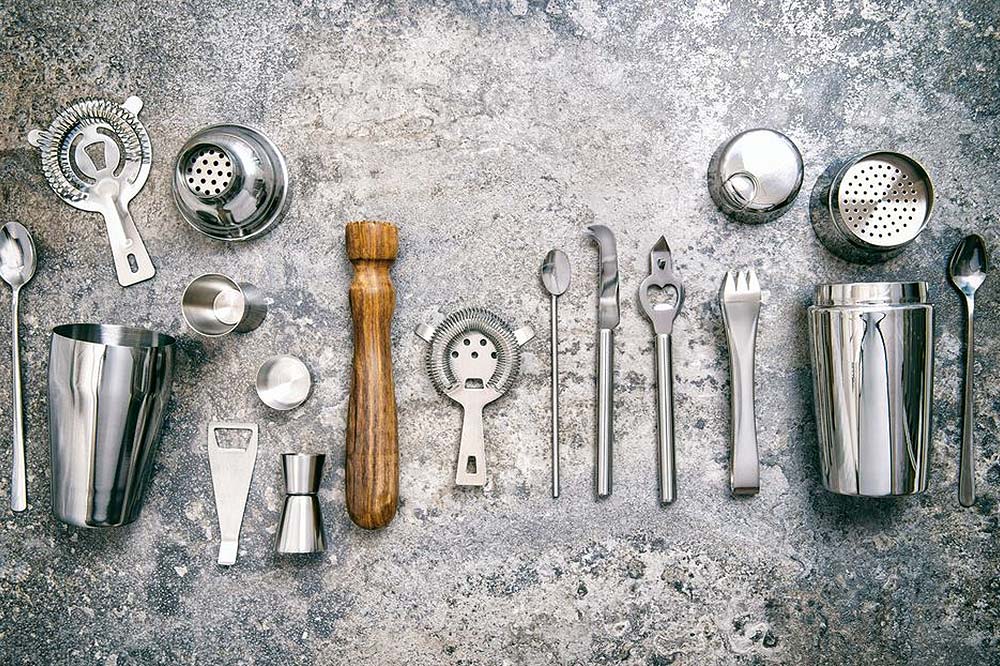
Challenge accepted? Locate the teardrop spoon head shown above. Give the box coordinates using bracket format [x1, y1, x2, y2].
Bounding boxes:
[948, 233, 989, 298]
[0, 222, 37, 290]
[540, 249, 571, 296]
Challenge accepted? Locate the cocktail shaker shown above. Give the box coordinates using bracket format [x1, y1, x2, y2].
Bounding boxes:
[808, 282, 934, 497]
[49, 324, 175, 527]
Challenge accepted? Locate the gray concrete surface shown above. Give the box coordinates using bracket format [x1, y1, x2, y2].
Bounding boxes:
[1, 1, 998, 664]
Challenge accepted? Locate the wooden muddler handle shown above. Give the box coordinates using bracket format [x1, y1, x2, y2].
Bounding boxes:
[345, 221, 399, 529]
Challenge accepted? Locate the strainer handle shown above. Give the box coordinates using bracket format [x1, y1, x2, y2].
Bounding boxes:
[100, 204, 156, 286]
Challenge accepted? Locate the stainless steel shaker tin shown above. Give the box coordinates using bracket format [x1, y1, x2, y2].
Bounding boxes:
[49, 324, 176, 527]
[808, 282, 934, 497]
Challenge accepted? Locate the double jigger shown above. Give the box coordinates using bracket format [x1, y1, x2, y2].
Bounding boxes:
[275, 453, 327, 554]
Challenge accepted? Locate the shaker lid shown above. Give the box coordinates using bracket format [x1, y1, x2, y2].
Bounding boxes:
[814, 281, 928, 306]
[708, 128, 803, 223]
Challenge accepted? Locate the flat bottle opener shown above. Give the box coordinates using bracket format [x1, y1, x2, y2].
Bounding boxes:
[208, 422, 258, 565]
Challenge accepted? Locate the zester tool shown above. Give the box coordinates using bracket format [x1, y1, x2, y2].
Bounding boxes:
[416, 307, 534, 486]
[587, 224, 620, 499]
[28, 96, 156, 286]
[638, 237, 684, 505]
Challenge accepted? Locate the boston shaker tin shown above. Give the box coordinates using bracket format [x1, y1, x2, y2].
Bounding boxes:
[808, 282, 934, 497]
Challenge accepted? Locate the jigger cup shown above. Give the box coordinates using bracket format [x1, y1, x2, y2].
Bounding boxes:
[181, 273, 266, 337]
[49, 324, 175, 527]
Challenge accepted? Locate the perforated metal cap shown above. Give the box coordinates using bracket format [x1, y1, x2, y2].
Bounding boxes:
[830, 152, 932, 248]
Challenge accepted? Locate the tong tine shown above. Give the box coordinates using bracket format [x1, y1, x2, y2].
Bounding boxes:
[722, 268, 761, 305]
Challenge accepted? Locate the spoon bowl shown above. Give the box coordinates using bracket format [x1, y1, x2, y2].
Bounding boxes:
[0, 222, 37, 290]
[949, 233, 989, 297]
[540, 249, 571, 296]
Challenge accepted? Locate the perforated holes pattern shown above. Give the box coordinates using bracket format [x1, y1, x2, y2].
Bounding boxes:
[838, 157, 928, 245]
[186, 147, 233, 197]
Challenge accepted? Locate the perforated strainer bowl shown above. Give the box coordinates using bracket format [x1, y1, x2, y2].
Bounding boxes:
[172, 124, 290, 241]
[811, 151, 934, 264]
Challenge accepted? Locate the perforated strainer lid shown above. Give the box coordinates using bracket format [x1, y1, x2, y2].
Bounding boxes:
[172, 124, 289, 241]
[828, 151, 933, 250]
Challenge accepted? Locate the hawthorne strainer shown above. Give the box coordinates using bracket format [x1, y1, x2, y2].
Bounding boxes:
[811, 151, 934, 264]
[28, 96, 156, 286]
[415, 307, 534, 486]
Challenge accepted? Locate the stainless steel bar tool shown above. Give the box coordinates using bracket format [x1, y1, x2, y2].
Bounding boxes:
[811, 151, 934, 264]
[708, 128, 803, 224]
[173, 125, 290, 241]
[720, 269, 761, 496]
[540, 249, 571, 498]
[587, 225, 620, 499]
[181, 273, 267, 337]
[208, 422, 258, 565]
[275, 453, 326, 554]
[809, 282, 934, 496]
[638, 238, 684, 505]
[948, 235, 989, 507]
[1, 223, 36, 512]
[416, 308, 534, 486]
[28, 96, 155, 286]
[256, 355, 312, 411]
[49, 324, 175, 527]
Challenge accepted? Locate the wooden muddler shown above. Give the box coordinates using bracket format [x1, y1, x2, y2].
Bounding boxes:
[345, 221, 399, 529]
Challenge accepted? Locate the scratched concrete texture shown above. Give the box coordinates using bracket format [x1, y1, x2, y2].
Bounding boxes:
[0, 0, 998, 664]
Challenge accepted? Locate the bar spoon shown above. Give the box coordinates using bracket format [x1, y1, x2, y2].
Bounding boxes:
[540, 249, 571, 498]
[0, 222, 37, 512]
[948, 234, 989, 508]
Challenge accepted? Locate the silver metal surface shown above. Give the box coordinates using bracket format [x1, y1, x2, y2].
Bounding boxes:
[181, 273, 267, 337]
[948, 235, 989, 507]
[811, 151, 934, 263]
[173, 124, 290, 241]
[540, 249, 571, 499]
[416, 307, 533, 486]
[256, 355, 312, 410]
[0, 223, 36, 512]
[720, 269, 762, 496]
[638, 237, 684, 505]
[707, 128, 803, 223]
[587, 224, 620, 499]
[808, 282, 935, 497]
[48, 324, 175, 527]
[208, 422, 258, 565]
[275, 453, 326, 554]
[28, 96, 156, 286]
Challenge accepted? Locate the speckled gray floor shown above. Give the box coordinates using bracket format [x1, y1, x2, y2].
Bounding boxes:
[0, 1, 998, 664]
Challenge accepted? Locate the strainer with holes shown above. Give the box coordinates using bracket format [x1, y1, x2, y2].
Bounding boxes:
[27, 95, 156, 286]
[415, 307, 534, 486]
[811, 151, 934, 264]
[172, 124, 290, 241]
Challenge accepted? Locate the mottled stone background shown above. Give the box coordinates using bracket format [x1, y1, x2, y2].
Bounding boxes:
[0, 1, 997, 664]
